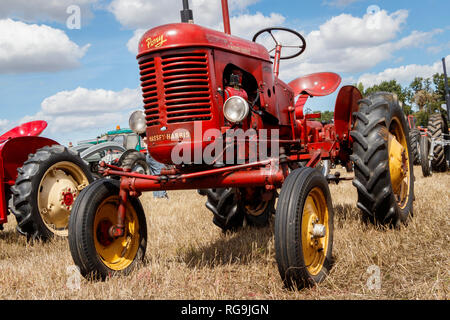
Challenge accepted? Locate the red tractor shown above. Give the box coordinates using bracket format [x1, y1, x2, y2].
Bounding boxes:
[0, 121, 93, 240]
[68, 0, 414, 288]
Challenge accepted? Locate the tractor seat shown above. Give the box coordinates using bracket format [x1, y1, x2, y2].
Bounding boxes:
[288, 72, 342, 97]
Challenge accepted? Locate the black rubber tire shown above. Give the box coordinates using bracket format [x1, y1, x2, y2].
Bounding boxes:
[240, 188, 276, 228]
[428, 113, 448, 172]
[350, 92, 414, 227]
[420, 134, 432, 177]
[409, 128, 421, 165]
[10, 145, 93, 241]
[274, 167, 334, 289]
[68, 179, 147, 280]
[119, 151, 150, 174]
[204, 188, 244, 232]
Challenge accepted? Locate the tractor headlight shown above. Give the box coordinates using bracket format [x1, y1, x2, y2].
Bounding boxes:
[129, 110, 146, 134]
[223, 96, 249, 123]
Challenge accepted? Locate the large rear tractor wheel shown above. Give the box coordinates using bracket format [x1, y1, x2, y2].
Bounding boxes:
[428, 113, 449, 172]
[202, 187, 275, 232]
[10, 145, 93, 241]
[68, 179, 147, 280]
[275, 167, 334, 289]
[420, 135, 432, 177]
[204, 188, 244, 232]
[351, 93, 414, 227]
[409, 128, 421, 165]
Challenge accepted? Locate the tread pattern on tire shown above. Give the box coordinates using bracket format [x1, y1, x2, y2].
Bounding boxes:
[409, 128, 421, 165]
[10, 144, 93, 241]
[428, 113, 448, 172]
[204, 188, 244, 232]
[349, 93, 413, 226]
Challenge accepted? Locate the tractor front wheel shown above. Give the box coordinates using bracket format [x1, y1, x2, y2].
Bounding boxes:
[68, 179, 147, 280]
[274, 167, 334, 289]
[10, 145, 93, 241]
[350, 92, 414, 226]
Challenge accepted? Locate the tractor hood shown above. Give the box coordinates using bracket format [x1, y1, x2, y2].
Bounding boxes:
[0, 120, 47, 141]
[137, 23, 271, 62]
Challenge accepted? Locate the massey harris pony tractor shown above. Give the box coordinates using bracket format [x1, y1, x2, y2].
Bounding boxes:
[0, 121, 93, 240]
[68, 0, 414, 288]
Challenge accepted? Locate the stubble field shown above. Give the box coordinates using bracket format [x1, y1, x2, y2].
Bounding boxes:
[0, 166, 448, 300]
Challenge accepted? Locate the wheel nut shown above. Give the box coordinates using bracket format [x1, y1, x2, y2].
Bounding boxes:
[311, 224, 326, 238]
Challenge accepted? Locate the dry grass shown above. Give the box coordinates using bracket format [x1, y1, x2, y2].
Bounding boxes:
[0, 166, 448, 300]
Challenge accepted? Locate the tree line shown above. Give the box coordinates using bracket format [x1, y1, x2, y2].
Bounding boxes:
[356, 73, 448, 126]
[312, 73, 448, 126]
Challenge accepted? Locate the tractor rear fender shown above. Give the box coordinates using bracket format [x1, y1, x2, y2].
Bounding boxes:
[0, 136, 58, 224]
[334, 85, 362, 146]
[79, 141, 127, 163]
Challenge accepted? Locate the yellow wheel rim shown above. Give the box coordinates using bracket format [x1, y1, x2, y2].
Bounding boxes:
[388, 117, 410, 209]
[93, 196, 141, 271]
[301, 187, 329, 276]
[38, 161, 89, 236]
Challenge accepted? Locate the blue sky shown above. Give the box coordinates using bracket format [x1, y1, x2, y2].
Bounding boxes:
[0, 0, 449, 145]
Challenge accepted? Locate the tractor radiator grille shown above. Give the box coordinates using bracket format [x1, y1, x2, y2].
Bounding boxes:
[139, 51, 213, 127]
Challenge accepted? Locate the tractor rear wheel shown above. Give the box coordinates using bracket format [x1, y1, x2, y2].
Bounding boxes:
[68, 179, 147, 280]
[350, 92, 414, 227]
[420, 134, 432, 177]
[274, 167, 334, 289]
[204, 188, 244, 232]
[10, 145, 93, 241]
[428, 113, 449, 172]
[409, 128, 421, 165]
[202, 187, 275, 232]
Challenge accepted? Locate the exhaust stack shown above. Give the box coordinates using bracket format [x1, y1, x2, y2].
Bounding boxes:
[221, 0, 231, 34]
[180, 0, 194, 23]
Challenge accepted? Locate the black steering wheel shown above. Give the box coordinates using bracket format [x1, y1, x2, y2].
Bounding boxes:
[252, 27, 306, 60]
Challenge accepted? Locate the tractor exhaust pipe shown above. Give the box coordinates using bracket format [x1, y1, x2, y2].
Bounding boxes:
[180, 0, 194, 23]
[221, 0, 231, 34]
[442, 57, 450, 122]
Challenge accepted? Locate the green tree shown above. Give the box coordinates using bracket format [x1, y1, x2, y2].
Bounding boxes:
[363, 80, 412, 115]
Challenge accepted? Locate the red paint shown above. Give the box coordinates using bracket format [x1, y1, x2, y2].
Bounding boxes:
[288, 72, 341, 97]
[63, 192, 74, 207]
[0, 120, 47, 141]
[0, 122, 58, 225]
[221, 0, 231, 35]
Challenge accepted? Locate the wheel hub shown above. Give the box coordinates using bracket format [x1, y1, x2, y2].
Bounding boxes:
[388, 133, 408, 193]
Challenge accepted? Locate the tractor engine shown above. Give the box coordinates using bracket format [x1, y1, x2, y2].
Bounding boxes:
[135, 23, 294, 165]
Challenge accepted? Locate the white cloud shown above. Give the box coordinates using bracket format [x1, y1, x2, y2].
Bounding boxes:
[21, 87, 142, 137]
[110, 0, 261, 30]
[0, 119, 10, 134]
[324, 0, 362, 7]
[0, 0, 98, 23]
[127, 28, 147, 55]
[357, 55, 450, 87]
[121, 0, 284, 54]
[0, 19, 90, 73]
[277, 10, 441, 81]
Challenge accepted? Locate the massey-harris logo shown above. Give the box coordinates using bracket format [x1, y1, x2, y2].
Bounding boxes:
[145, 34, 167, 49]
